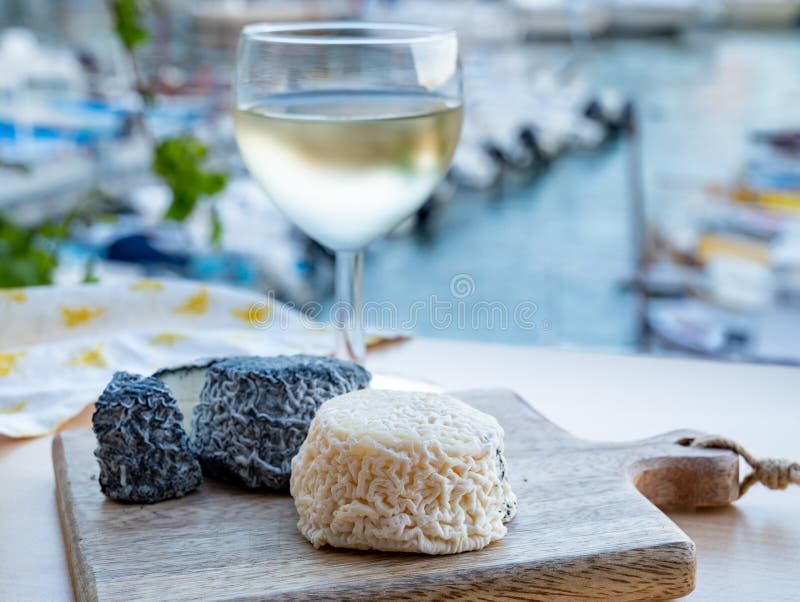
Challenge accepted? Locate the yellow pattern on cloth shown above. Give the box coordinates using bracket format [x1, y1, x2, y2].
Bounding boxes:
[149, 332, 189, 346]
[68, 344, 107, 368]
[130, 279, 165, 292]
[2, 289, 26, 304]
[0, 351, 25, 376]
[0, 400, 27, 414]
[174, 286, 210, 315]
[0, 279, 334, 438]
[231, 303, 272, 327]
[61, 305, 106, 328]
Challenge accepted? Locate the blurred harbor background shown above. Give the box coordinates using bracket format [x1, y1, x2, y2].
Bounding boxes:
[3, 0, 800, 363]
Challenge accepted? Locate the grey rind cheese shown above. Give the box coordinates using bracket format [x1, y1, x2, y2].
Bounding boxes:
[190, 355, 371, 490]
[92, 372, 202, 503]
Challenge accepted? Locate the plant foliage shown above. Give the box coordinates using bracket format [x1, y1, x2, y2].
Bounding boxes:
[153, 136, 228, 226]
[111, 0, 149, 51]
[0, 215, 64, 287]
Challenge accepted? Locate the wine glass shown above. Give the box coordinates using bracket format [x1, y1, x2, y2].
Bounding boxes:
[233, 22, 463, 363]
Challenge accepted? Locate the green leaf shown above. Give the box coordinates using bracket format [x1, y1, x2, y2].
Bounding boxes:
[210, 205, 223, 248]
[0, 213, 59, 287]
[153, 136, 229, 224]
[111, 0, 149, 51]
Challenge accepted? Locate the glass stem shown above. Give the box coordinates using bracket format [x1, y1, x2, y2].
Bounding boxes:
[334, 250, 365, 364]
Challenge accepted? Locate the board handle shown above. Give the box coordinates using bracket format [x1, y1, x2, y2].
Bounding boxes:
[624, 430, 740, 509]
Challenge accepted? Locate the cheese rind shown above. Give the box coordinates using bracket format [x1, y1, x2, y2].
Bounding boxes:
[290, 390, 517, 554]
[190, 355, 370, 489]
[92, 371, 202, 503]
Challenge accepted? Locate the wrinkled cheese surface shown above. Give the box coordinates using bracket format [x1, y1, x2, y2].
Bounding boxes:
[290, 390, 517, 555]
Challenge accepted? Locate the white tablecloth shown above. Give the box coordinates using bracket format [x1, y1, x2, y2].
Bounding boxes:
[0, 278, 333, 437]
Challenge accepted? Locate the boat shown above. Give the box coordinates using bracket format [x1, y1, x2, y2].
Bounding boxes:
[508, 0, 613, 39]
[609, 0, 703, 35]
[720, 0, 800, 27]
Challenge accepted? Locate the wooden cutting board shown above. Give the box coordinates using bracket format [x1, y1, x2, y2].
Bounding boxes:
[53, 389, 740, 601]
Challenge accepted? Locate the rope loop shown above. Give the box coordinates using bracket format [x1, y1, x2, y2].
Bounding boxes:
[677, 435, 800, 499]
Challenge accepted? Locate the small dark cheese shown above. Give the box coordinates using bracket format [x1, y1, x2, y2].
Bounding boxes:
[92, 372, 202, 503]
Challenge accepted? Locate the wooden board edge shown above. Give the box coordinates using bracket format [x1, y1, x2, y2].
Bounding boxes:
[53, 433, 99, 602]
[245, 539, 697, 602]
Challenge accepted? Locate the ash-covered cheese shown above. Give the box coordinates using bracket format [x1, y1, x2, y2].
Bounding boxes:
[92, 372, 202, 503]
[190, 354, 371, 490]
[290, 390, 517, 555]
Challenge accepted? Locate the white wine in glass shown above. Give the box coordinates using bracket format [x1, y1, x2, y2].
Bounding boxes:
[234, 91, 462, 251]
[234, 23, 463, 362]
